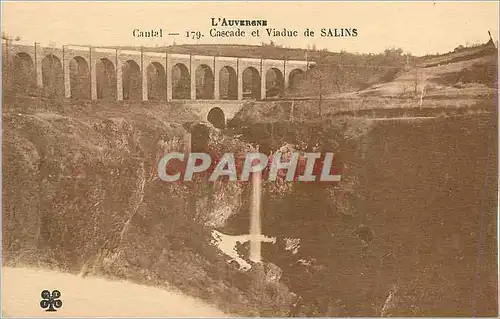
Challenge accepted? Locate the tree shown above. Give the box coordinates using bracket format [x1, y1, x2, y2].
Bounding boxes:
[418, 72, 429, 108]
[383, 48, 404, 66]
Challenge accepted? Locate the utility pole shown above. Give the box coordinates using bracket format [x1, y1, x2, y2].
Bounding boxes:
[283, 55, 287, 98]
[318, 51, 323, 117]
[305, 49, 309, 81]
[414, 68, 418, 97]
[319, 79, 323, 117]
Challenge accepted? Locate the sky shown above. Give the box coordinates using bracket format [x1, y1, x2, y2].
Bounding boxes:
[2, 1, 499, 56]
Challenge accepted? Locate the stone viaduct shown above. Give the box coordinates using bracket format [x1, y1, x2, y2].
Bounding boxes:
[3, 41, 313, 125]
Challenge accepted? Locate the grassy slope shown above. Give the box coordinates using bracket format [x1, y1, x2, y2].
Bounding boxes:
[358, 52, 498, 99]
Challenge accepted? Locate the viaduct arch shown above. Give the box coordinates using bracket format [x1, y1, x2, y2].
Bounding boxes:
[12, 52, 36, 93]
[265, 67, 284, 98]
[96, 58, 116, 100]
[242, 66, 261, 100]
[171, 62, 190, 100]
[195, 64, 214, 100]
[219, 66, 237, 100]
[288, 69, 305, 91]
[122, 60, 142, 101]
[41, 54, 64, 98]
[147, 62, 166, 100]
[69, 56, 90, 100]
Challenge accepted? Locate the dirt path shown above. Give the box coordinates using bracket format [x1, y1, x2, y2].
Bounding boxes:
[2, 267, 230, 317]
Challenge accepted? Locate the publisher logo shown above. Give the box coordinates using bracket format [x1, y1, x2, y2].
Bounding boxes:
[40, 290, 62, 312]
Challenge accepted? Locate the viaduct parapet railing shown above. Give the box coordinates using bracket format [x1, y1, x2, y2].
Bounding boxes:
[2, 40, 314, 102]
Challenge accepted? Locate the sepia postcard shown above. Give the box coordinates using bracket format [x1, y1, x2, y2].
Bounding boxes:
[1, 1, 499, 317]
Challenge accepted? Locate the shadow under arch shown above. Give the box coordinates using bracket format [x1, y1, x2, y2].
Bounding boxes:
[195, 64, 214, 100]
[172, 63, 190, 100]
[219, 66, 237, 100]
[266, 68, 284, 98]
[288, 68, 305, 91]
[12, 52, 36, 93]
[122, 60, 142, 101]
[41, 54, 64, 98]
[207, 107, 226, 129]
[96, 58, 117, 100]
[69, 56, 90, 99]
[242, 67, 261, 100]
[147, 62, 166, 100]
